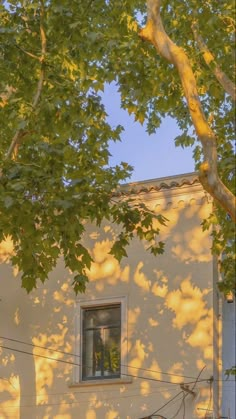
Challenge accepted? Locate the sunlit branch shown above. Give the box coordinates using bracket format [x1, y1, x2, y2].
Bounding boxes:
[15, 44, 41, 61]
[139, 0, 236, 221]
[5, 0, 47, 161]
[191, 21, 236, 101]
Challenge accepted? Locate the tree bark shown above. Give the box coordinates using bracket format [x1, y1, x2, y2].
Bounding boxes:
[139, 0, 236, 222]
[191, 21, 236, 101]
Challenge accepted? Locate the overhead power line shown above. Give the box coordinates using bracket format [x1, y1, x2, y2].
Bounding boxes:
[0, 344, 208, 386]
[150, 391, 183, 416]
[0, 336, 78, 360]
[0, 388, 177, 409]
[0, 336, 209, 381]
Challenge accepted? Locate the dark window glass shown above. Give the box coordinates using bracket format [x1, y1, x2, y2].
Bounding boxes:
[82, 305, 121, 380]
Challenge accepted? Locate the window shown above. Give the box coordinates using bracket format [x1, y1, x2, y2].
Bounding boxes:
[73, 296, 128, 384]
[82, 305, 121, 380]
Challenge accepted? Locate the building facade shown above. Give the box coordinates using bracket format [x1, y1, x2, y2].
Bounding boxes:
[0, 173, 234, 419]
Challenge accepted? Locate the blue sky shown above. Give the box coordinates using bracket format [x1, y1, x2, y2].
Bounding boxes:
[103, 84, 195, 182]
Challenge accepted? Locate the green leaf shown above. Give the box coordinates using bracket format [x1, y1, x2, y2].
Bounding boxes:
[4, 196, 14, 208]
[109, 241, 128, 262]
[0, 0, 234, 298]
[72, 274, 88, 295]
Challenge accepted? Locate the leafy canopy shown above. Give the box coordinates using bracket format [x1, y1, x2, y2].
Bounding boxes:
[0, 0, 235, 295]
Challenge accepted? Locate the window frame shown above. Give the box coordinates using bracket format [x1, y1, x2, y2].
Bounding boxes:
[82, 304, 121, 380]
[73, 296, 128, 384]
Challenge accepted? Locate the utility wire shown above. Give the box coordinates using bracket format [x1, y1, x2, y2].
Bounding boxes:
[0, 336, 210, 382]
[4, 384, 178, 400]
[1, 344, 207, 386]
[0, 339, 232, 383]
[150, 393, 184, 418]
[168, 365, 206, 419]
[169, 392, 187, 419]
[2, 388, 176, 409]
[0, 336, 79, 360]
[143, 391, 183, 417]
[192, 365, 206, 390]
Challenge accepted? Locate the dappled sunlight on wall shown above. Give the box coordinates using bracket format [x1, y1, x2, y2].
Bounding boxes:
[85, 238, 133, 293]
[154, 203, 179, 235]
[0, 375, 20, 419]
[148, 317, 159, 327]
[0, 258, 78, 418]
[53, 281, 75, 308]
[0, 236, 14, 263]
[14, 308, 20, 326]
[134, 261, 151, 292]
[187, 309, 213, 360]
[165, 278, 209, 328]
[165, 278, 213, 365]
[146, 360, 162, 381]
[194, 384, 213, 418]
[140, 380, 151, 396]
[0, 178, 216, 419]
[167, 362, 184, 384]
[32, 329, 72, 402]
[152, 282, 168, 298]
[87, 239, 121, 286]
[172, 226, 212, 263]
[105, 409, 119, 419]
[129, 339, 148, 370]
[86, 409, 96, 419]
[128, 307, 141, 326]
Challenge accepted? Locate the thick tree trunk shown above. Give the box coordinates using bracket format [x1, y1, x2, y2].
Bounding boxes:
[139, 0, 235, 221]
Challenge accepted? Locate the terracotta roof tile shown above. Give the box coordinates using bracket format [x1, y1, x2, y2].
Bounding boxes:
[115, 172, 199, 196]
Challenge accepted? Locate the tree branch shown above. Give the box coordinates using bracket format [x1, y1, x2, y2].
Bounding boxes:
[15, 44, 41, 61]
[191, 21, 236, 101]
[5, 0, 47, 161]
[139, 0, 236, 221]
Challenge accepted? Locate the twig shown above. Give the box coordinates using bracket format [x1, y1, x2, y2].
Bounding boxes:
[15, 44, 41, 61]
[191, 20, 236, 100]
[32, 0, 46, 110]
[4, 0, 47, 161]
[5, 129, 26, 160]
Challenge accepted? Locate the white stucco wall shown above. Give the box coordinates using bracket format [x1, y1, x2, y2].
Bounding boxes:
[0, 175, 219, 419]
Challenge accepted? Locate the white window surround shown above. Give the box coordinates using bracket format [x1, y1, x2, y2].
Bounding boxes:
[71, 295, 131, 386]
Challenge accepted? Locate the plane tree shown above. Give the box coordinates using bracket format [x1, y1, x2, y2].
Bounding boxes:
[0, 0, 235, 295]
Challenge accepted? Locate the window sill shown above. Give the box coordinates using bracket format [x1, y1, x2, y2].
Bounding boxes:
[68, 377, 132, 388]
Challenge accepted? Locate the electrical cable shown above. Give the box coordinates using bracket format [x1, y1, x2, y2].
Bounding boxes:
[168, 366, 206, 419]
[153, 393, 187, 418]
[0, 336, 79, 360]
[1, 387, 181, 409]
[0, 336, 210, 382]
[192, 365, 206, 390]
[0, 375, 177, 399]
[2, 338, 232, 384]
[169, 392, 185, 419]
[0, 344, 207, 386]
[148, 391, 183, 417]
